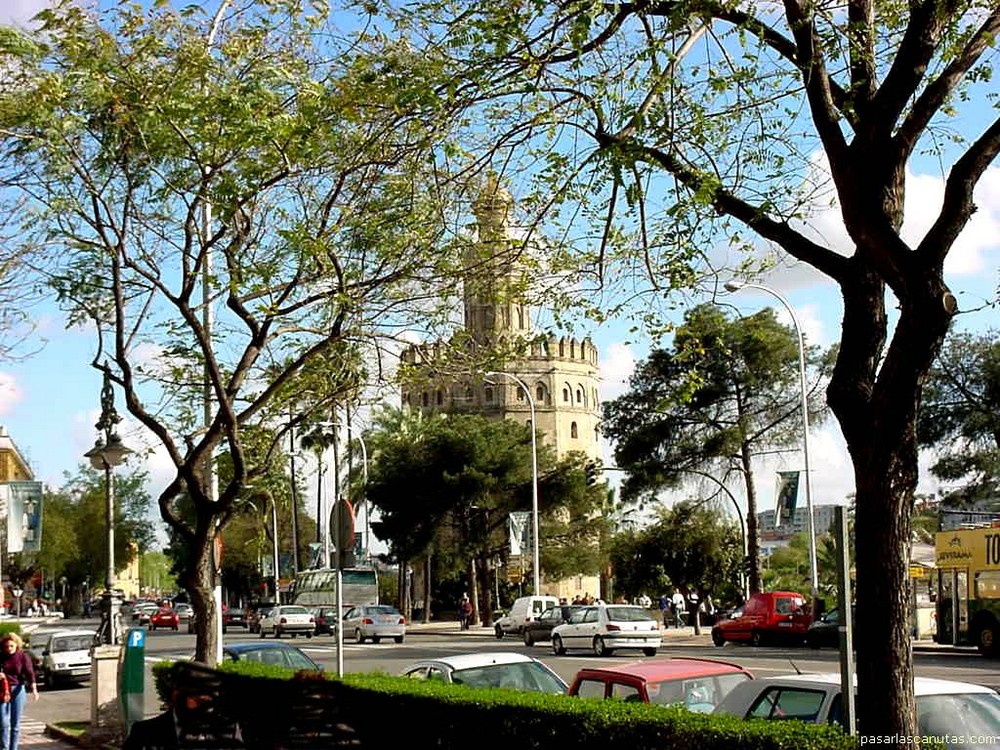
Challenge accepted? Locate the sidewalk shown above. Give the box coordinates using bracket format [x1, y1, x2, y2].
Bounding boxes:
[20, 719, 79, 749]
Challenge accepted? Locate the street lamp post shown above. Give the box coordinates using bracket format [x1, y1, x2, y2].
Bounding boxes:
[84, 369, 133, 646]
[724, 281, 819, 611]
[485, 372, 541, 594]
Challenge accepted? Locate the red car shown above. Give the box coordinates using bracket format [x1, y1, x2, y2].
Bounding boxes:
[711, 591, 812, 647]
[568, 657, 753, 712]
[149, 607, 180, 631]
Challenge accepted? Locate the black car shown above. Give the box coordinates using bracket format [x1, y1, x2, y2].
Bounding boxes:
[309, 606, 339, 636]
[223, 607, 249, 632]
[522, 605, 584, 646]
[806, 606, 857, 648]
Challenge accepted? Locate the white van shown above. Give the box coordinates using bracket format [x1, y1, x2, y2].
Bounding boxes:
[494, 595, 559, 639]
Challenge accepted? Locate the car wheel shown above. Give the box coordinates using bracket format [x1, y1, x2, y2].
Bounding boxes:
[593, 636, 613, 657]
[173, 625, 178, 631]
[395, 636, 404, 644]
[642, 648, 658, 657]
[751, 629, 765, 647]
[306, 632, 313, 639]
[711, 629, 725, 647]
[552, 635, 565, 656]
[291, 633, 297, 639]
[372, 636, 381, 644]
[523, 630, 534, 647]
[260, 627, 266, 639]
[494, 624, 504, 640]
[355, 629, 366, 644]
[977, 621, 998, 657]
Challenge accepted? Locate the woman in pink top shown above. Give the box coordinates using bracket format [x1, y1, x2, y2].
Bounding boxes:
[0, 632, 38, 750]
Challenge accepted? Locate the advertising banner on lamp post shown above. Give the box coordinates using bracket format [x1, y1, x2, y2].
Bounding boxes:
[774, 471, 800, 527]
[4, 481, 42, 553]
[508, 512, 530, 555]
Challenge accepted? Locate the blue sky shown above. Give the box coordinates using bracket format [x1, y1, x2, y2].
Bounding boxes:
[0, 1, 997, 536]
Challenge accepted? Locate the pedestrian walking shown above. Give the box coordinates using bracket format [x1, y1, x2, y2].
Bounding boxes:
[0, 632, 39, 750]
[659, 594, 670, 627]
[459, 595, 473, 631]
[671, 589, 685, 628]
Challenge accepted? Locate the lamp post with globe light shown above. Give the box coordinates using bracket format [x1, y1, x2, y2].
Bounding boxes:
[723, 280, 819, 614]
[83, 369, 133, 646]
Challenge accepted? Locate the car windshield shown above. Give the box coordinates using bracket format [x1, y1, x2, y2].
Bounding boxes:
[451, 662, 566, 694]
[916, 693, 1000, 739]
[605, 607, 653, 622]
[51, 635, 93, 652]
[367, 606, 400, 615]
[647, 673, 751, 711]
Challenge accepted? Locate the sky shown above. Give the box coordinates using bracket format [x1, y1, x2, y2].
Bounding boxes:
[0, 1, 997, 544]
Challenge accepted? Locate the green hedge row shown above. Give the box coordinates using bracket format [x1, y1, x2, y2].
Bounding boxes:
[151, 661, 859, 750]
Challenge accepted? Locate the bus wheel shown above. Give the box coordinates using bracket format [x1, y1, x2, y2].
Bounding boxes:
[977, 621, 998, 657]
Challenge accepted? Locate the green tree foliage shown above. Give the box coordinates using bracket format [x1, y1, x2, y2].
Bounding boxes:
[604, 304, 827, 593]
[0, 2, 466, 663]
[366, 409, 605, 622]
[918, 331, 1000, 504]
[608, 500, 742, 608]
[387, 0, 999, 732]
[31, 465, 155, 599]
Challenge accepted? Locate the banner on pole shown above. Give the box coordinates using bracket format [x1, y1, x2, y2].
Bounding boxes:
[4, 481, 42, 553]
[774, 471, 800, 527]
[508, 512, 530, 555]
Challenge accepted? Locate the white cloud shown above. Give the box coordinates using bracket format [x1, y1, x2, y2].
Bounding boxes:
[0, 373, 22, 417]
[0, 1, 52, 28]
[597, 342, 636, 403]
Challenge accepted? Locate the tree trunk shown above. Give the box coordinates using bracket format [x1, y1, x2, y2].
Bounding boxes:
[740, 444, 761, 595]
[467, 557, 479, 625]
[423, 554, 432, 624]
[184, 531, 220, 665]
[476, 552, 493, 626]
[828, 267, 954, 735]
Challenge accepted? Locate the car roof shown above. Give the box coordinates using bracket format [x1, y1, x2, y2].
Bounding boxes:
[224, 641, 302, 654]
[414, 652, 543, 669]
[750, 673, 996, 696]
[574, 657, 751, 681]
[29, 628, 94, 640]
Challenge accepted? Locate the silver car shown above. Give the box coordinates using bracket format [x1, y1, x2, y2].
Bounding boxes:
[551, 605, 661, 657]
[401, 652, 567, 694]
[340, 604, 406, 644]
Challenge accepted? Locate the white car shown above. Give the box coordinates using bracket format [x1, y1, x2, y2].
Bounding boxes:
[551, 604, 661, 657]
[29, 629, 95, 689]
[401, 652, 568, 694]
[713, 673, 1000, 738]
[258, 605, 315, 639]
[174, 603, 193, 622]
[339, 604, 406, 644]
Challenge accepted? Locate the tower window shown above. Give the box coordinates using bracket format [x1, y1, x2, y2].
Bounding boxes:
[576, 388, 583, 404]
[421, 392, 428, 407]
[485, 386, 494, 403]
[562, 387, 569, 403]
[571, 422, 578, 439]
[436, 389, 444, 406]
[516, 388, 525, 402]
[536, 385, 544, 402]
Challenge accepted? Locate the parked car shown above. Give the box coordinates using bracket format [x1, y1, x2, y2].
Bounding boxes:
[494, 595, 559, 639]
[806, 607, 856, 649]
[309, 606, 339, 636]
[28, 629, 95, 689]
[401, 652, 568, 694]
[222, 642, 323, 671]
[223, 607, 249, 633]
[522, 604, 584, 646]
[340, 604, 406, 644]
[248, 605, 275, 634]
[259, 605, 315, 638]
[551, 604, 661, 657]
[711, 591, 812, 647]
[714, 673, 1000, 738]
[149, 607, 180, 631]
[568, 657, 754, 712]
[130, 601, 159, 625]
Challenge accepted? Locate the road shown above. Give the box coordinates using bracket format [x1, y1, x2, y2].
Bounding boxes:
[28, 622, 1000, 728]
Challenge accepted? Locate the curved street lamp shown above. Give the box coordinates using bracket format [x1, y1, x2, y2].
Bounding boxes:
[485, 371, 541, 594]
[83, 369, 133, 646]
[724, 280, 819, 612]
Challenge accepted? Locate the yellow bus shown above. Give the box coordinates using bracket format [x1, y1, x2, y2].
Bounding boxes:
[935, 525, 1000, 656]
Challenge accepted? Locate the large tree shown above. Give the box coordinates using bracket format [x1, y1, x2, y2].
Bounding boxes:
[366, 410, 605, 623]
[0, 1, 466, 663]
[604, 303, 827, 595]
[917, 330, 1000, 503]
[394, 0, 999, 733]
